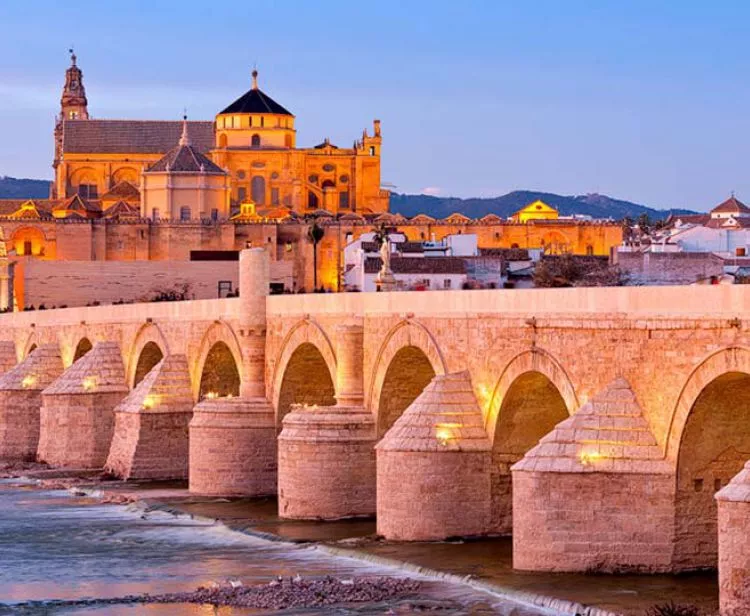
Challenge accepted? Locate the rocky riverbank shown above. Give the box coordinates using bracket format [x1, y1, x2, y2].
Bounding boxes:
[3, 576, 425, 612]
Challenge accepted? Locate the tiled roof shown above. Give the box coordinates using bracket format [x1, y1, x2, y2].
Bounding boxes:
[711, 196, 750, 214]
[480, 247, 530, 260]
[147, 144, 225, 174]
[397, 241, 425, 254]
[62, 120, 214, 154]
[219, 87, 293, 116]
[705, 217, 750, 229]
[364, 256, 466, 275]
[0, 200, 56, 219]
[101, 181, 140, 201]
[103, 200, 141, 219]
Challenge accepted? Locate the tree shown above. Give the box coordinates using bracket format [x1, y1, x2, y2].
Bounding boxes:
[308, 221, 325, 290]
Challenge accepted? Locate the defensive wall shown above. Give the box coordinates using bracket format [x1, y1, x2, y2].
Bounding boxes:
[0, 251, 748, 612]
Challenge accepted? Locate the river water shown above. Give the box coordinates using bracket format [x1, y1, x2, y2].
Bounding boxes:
[0, 481, 546, 615]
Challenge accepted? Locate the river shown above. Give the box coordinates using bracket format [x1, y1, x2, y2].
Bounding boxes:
[0, 481, 548, 615]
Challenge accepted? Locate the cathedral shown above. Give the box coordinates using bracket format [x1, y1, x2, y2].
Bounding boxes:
[51, 52, 388, 218]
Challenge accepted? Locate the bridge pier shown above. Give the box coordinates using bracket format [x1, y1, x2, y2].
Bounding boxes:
[376, 371, 492, 541]
[0, 344, 63, 461]
[512, 378, 674, 573]
[717, 462, 750, 616]
[106, 354, 193, 480]
[189, 248, 277, 496]
[278, 323, 377, 520]
[38, 342, 128, 468]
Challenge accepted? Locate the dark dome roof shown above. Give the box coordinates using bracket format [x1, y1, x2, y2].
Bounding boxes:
[219, 87, 293, 116]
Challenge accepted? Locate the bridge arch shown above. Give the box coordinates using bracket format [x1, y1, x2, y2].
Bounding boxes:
[22, 332, 39, 360]
[667, 346, 750, 570]
[127, 322, 170, 388]
[485, 348, 578, 443]
[368, 319, 447, 437]
[484, 348, 577, 534]
[193, 320, 243, 401]
[72, 337, 93, 363]
[272, 319, 337, 425]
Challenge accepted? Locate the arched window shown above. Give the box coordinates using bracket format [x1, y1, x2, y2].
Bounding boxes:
[321, 179, 335, 190]
[251, 134, 261, 148]
[218, 134, 228, 148]
[586, 245, 594, 256]
[339, 191, 350, 209]
[284, 134, 292, 148]
[251, 176, 266, 205]
[308, 191, 319, 209]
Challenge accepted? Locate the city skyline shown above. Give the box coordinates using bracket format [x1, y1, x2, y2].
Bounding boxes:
[2, 0, 750, 211]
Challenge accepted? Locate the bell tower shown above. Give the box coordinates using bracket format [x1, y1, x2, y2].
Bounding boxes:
[60, 49, 88, 121]
[53, 49, 90, 198]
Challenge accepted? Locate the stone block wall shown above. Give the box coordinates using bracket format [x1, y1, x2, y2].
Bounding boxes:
[614, 251, 725, 285]
[513, 471, 675, 573]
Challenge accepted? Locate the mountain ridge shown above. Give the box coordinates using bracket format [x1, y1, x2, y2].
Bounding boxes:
[0, 176, 697, 221]
[389, 190, 696, 221]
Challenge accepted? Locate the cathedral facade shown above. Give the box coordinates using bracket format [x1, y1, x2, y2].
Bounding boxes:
[52, 53, 388, 217]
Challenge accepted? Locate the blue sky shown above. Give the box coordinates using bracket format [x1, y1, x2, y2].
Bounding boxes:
[1, 0, 749, 211]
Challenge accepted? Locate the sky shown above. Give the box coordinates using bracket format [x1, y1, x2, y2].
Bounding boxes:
[1, 1, 749, 212]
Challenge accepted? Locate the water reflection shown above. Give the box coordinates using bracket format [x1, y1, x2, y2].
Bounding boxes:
[0, 484, 538, 615]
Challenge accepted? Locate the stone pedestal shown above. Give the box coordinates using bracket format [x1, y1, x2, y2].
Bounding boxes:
[717, 462, 750, 616]
[0, 344, 63, 460]
[106, 355, 193, 480]
[38, 342, 128, 468]
[376, 371, 492, 541]
[189, 397, 277, 496]
[278, 404, 376, 519]
[512, 378, 674, 573]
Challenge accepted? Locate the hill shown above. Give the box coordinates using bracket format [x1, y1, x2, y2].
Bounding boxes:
[0, 176, 695, 221]
[0, 177, 51, 200]
[389, 190, 696, 221]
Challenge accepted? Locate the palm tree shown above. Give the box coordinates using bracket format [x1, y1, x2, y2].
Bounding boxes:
[308, 221, 325, 291]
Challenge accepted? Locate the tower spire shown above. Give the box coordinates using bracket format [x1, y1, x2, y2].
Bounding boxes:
[179, 113, 191, 146]
[60, 48, 88, 121]
[252, 67, 259, 90]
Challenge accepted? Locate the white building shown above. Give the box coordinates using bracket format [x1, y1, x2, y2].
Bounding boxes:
[343, 232, 490, 292]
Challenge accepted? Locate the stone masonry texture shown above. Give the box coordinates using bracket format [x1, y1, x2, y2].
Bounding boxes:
[38, 342, 128, 468]
[376, 371, 492, 541]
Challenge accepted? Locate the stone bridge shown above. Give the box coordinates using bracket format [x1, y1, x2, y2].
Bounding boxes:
[1, 249, 749, 612]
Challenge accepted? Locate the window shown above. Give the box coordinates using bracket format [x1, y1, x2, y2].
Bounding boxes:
[152, 208, 160, 221]
[339, 191, 350, 209]
[180, 206, 191, 221]
[237, 170, 246, 179]
[308, 191, 319, 209]
[260, 116, 265, 127]
[444, 279, 452, 289]
[249, 116, 253, 127]
[23, 241, 32, 256]
[139, 230, 145, 240]
[271, 187, 280, 205]
[238, 187, 247, 202]
[251, 176, 266, 205]
[79, 184, 97, 199]
[285, 134, 292, 148]
[586, 245, 594, 256]
[369, 146, 375, 156]
[251, 134, 261, 148]
[69, 111, 78, 119]
[737, 247, 747, 257]
[211, 208, 219, 221]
